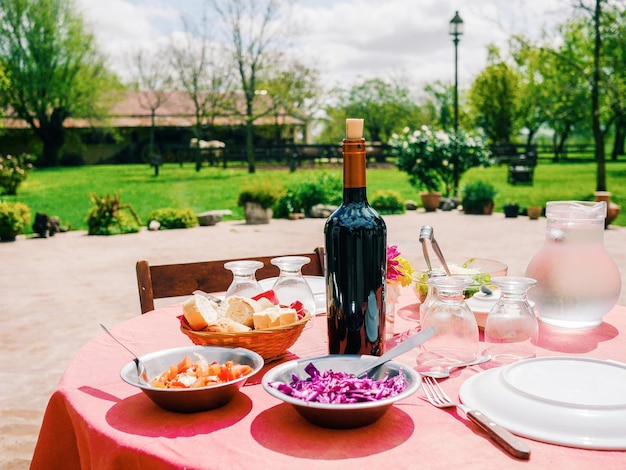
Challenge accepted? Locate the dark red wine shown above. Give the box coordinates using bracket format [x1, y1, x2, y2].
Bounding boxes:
[324, 119, 387, 356]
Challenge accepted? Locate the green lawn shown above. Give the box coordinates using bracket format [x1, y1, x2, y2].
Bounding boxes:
[5, 160, 625, 233]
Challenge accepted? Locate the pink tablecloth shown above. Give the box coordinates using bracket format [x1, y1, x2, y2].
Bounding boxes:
[32, 289, 626, 469]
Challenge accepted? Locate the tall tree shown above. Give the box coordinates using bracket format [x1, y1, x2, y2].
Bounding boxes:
[207, 0, 295, 173]
[0, 0, 116, 166]
[468, 49, 521, 144]
[128, 47, 173, 170]
[169, 18, 235, 171]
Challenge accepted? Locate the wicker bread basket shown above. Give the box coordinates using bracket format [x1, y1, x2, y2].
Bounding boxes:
[180, 312, 312, 361]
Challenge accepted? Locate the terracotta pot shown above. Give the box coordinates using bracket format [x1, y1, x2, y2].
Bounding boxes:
[594, 191, 621, 228]
[420, 192, 441, 212]
[527, 205, 542, 220]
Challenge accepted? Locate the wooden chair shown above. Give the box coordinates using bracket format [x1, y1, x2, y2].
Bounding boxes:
[136, 247, 325, 314]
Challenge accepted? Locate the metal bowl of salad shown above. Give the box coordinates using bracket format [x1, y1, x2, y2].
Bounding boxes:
[120, 345, 263, 413]
[261, 355, 421, 428]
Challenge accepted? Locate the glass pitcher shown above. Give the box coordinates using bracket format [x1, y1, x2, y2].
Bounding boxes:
[525, 201, 621, 328]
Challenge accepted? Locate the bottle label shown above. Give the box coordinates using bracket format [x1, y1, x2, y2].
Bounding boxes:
[343, 139, 366, 188]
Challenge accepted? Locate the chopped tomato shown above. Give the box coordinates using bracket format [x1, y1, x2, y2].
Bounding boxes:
[290, 300, 305, 319]
[253, 289, 279, 305]
[150, 355, 254, 389]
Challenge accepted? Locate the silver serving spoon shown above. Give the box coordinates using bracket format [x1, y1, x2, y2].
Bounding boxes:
[420, 354, 492, 379]
[354, 326, 437, 378]
[100, 324, 149, 383]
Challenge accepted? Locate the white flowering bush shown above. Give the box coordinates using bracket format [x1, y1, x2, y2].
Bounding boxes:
[390, 126, 492, 196]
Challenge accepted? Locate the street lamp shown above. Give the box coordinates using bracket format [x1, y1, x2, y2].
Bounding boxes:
[449, 11, 463, 134]
[449, 11, 463, 196]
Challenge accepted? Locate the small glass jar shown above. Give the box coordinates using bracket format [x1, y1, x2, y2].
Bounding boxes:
[525, 201, 621, 328]
[224, 260, 264, 298]
[484, 276, 538, 365]
[417, 276, 479, 372]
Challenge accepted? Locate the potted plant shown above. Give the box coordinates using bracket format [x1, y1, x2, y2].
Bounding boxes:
[0, 201, 31, 241]
[461, 181, 497, 215]
[526, 204, 543, 220]
[503, 202, 520, 218]
[237, 182, 283, 224]
[391, 126, 492, 212]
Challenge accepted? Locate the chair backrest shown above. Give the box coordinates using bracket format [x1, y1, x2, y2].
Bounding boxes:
[136, 247, 325, 314]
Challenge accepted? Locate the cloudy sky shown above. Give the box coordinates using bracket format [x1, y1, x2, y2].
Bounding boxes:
[76, 0, 574, 90]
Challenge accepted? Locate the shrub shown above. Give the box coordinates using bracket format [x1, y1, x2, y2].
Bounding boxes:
[0, 201, 31, 241]
[461, 181, 497, 214]
[0, 153, 36, 195]
[237, 181, 284, 210]
[371, 190, 406, 215]
[147, 207, 198, 229]
[274, 173, 342, 218]
[86, 192, 142, 235]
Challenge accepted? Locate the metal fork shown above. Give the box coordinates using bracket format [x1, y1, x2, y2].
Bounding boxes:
[422, 376, 531, 460]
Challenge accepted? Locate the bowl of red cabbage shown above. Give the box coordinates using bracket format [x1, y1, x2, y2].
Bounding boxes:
[261, 355, 421, 428]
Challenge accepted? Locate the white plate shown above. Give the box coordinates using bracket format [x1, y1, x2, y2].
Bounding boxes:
[259, 276, 326, 315]
[459, 356, 626, 449]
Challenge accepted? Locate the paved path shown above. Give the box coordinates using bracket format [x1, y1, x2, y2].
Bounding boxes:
[1, 210, 624, 468]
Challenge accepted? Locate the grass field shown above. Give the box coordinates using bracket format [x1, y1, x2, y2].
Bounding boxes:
[5, 159, 625, 233]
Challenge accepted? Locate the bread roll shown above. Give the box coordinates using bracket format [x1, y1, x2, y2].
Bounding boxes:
[183, 294, 220, 330]
[205, 317, 251, 333]
[221, 296, 259, 328]
[253, 307, 298, 330]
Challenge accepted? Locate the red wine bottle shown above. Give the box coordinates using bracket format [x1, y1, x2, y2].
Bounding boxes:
[324, 118, 387, 356]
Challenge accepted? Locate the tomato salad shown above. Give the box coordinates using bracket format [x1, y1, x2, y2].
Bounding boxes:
[151, 353, 253, 389]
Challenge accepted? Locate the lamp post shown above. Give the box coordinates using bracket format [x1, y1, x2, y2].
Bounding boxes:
[449, 11, 463, 196]
[449, 11, 463, 134]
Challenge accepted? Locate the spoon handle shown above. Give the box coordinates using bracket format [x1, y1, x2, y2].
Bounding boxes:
[355, 326, 436, 378]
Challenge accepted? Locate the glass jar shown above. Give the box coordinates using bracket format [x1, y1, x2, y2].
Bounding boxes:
[419, 270, 447, 322]
[224, 260, 264, 298]
[417, 276, 479, 372]
[525, 201, 621, 328]
[484, 276, 538, 365]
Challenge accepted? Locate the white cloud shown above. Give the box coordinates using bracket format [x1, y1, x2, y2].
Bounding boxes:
[76, 0, 573, 89]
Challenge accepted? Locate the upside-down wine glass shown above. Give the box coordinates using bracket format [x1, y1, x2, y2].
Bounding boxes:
[224, 260, 264, 298]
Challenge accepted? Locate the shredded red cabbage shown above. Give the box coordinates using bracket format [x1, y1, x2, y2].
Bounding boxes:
[270, 363, 408, 403]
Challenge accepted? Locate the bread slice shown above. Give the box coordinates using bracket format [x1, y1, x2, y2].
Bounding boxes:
[182, 294, 220, 330]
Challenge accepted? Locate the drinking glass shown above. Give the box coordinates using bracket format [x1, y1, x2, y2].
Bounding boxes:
[224, 260, 264, 298]
[417, 276, 479, 373]
[483, 276, 538, 365]
[270, 256, 316, 316]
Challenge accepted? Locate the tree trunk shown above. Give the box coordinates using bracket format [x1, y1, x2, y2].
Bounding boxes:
[592, 0, 607, 192]
[34, 107, 67, 167]
[612, 114, 625, 161]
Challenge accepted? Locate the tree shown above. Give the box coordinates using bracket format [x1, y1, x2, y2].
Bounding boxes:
[260, 59, 321, 146]
[468, 50, 521, 144]
[207, 0, 295, 173]
[169, 18, 235, 171]
[0, 0, 117, 166]
[320, 77, 424, 150]
[128, 47, 173, 173]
